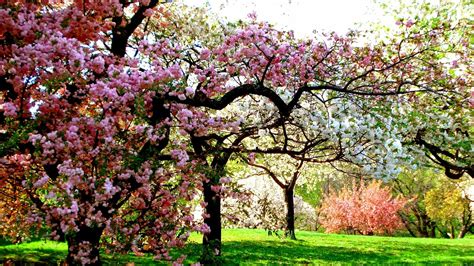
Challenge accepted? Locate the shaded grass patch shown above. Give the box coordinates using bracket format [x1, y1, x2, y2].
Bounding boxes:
[1, 229, 473, 265]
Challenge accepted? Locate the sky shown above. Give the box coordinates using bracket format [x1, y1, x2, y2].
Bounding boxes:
[186, 0, 383, 37]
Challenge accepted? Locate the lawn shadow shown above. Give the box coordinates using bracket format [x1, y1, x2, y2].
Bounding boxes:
[0, 247, 66, 265]
[175, 240, 392, 265]
[2, 234, 474, 265]
[221, 240, 392, 264]
[178, 238, 474, 265]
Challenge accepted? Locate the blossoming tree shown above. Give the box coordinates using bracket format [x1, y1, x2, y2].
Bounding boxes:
[372, 0, 473, 179]
[319, 179, 407, 235]
[0, 0, 472, 264]
[425, 180, 473, 238]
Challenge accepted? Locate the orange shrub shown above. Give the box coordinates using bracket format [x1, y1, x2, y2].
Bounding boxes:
[319, 180, 407, 235]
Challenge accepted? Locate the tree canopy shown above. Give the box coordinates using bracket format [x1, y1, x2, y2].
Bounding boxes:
[0, 0, 472, 264]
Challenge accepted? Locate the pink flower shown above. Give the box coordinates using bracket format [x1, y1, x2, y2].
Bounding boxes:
[178, 94, 186, 101]
[247, 11, 257, 20]
[135, 125, 146, 134]
[219, 177, 231, 184]
[34, 175, 50, 188]
[200, 49, 211, 60]
[194, 223, 211, 234]
[144, 8, 154, 17]
[91, 56, 105, 73]
[211, 185, 221, 193]
[45, 191, 56, 199]
[177, 109, 193, 119]
[70, 201, 79, 214]
[185, 87, 195, 97]
[68, 125, 79, 132]
[2, 102, 17, 117]
[248, 152, 256, 164]
[104, 179, 114, 194]
[168, 64, 182, 78]
[28, 134, 43, 144]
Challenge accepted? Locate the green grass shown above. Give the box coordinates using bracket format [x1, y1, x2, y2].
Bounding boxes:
[1, 229, 474, 265]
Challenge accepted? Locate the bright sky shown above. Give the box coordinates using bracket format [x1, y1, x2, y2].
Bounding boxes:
[187, 0, 383, 37]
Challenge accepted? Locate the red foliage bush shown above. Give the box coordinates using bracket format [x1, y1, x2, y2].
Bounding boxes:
[319, 180, 407, 235]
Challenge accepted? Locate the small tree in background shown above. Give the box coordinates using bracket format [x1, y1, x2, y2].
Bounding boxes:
[391, 168, 439, 238]
[319, 180, 407, 235]
[220, 171, 318, 235]
[425, 181, 473, 238]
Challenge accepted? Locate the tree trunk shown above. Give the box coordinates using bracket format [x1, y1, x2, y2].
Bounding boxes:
[399, 215, 417, 237]
[201, 180, 222, 264]
[66, 226, 104, 265]
[284, 187, 296, 240]
[458, 208, 472, 239]
[190, 136, 233, 264]
[428, 221, 436, 238]
[457, 224, 471, 239]
[450, 223, 455, 239]
[436, 226, 449, 238]
[420, 214, 438, 238]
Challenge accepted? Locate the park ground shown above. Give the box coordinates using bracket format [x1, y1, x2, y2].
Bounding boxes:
[1, 229, 473, 265]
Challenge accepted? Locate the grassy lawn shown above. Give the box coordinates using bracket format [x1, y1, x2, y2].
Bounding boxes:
[1, 229, 474, 265]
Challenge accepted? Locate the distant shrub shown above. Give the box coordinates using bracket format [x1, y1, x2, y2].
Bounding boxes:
[319, 180, 407, 235]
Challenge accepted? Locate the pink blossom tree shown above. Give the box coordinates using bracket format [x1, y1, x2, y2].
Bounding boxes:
[319, 180, 407, 235]
[0, 1, 212, 264]
[0, 0, 471, 264]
